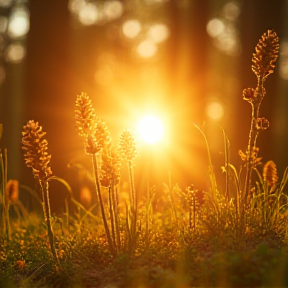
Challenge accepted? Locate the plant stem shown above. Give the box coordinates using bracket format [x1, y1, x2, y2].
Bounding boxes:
[39, 180, 57, 262]
[92, 154, 114, 255]
[127, 161, 137, 252]
[112, 184, 121, 251]
[108, 186, 116, 250]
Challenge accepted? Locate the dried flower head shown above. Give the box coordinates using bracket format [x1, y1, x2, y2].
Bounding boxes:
[100, 146, 121, 187]
[252, 30, 279, 80]
[239, 146, 262, 168]
[263, 160, 278, 190]
[22, 120, 53, 181]
[95, 118, 111, 150]
[119, 130, 137, 163]
[75, 92, 96, 137]
[75, 93, 110, 154]
[5, 179, 19, 204]
[185, 185, 204, 207]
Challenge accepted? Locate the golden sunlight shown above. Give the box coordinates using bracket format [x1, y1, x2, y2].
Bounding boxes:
[137, 115, 164, 144]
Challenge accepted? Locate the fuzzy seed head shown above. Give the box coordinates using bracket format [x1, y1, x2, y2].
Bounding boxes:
[75, 92, 111, 155]
[100, 146, 121, 187]
[5, 179, 19, 204]
[95, 118, 111, 150]
[75, 92, 96, 137]
[252, 30, 279, 80]
[119, 130, 137, 163]
[263, 160, 278, 190]
[22, 120, 53, 181]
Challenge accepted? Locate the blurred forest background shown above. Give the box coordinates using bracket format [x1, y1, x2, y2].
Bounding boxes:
[0, 0, 288, 210]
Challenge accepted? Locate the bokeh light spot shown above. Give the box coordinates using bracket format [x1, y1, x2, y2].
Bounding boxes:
[122, 19, 142, 39]
[5, 43, 26, 63]
[223, 2, 241, 20]
[103, 0, 123, 21]
[206, 101, 224, 120]
[137, 40, 158, 58]
[0, 0, 12, 8]
[147, 23, 169, 43]
[8, 7, 30, 38]
[137, 115, 164, 144]
[78, 3, 99, 26]
[206, 18, 225, 38]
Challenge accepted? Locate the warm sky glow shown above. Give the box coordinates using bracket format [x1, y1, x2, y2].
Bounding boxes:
[137, 115, 164, 144]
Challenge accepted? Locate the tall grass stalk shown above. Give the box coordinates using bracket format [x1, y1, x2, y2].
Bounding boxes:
[92, 153, 114, 255]
[22, 120, 58, 262]
[39, 180, 57, 261]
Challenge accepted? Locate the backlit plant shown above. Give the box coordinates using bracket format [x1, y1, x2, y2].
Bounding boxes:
[1, 30, 288, 287]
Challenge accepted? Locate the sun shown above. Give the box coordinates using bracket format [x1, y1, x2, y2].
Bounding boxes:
[137, 115, 164, 144]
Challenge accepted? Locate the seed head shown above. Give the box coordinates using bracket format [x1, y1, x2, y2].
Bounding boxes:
[239, 146, 262, 168]
[263, 160, 278, 190]
[119, 130, 137, 163]
[5, 179, 19, 204]
[75, 93, 110, 155]
[100, 146, 121, 187]
[22, 120, 53, 181]
[75, 92, 96, 137]
[252, 30, 279, 80]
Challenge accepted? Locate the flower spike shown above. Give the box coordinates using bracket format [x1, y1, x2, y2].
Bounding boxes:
[252, 30, 279, 81]
[22, 120, 53, 181]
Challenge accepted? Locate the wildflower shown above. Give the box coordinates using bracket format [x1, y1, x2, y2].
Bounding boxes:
[263, 160, 278, 190]
[119, 130, 137, 163]
[100, 146, 121, 187]
[75, 92, 110, 154]
[22, 120, 52, 181]
[5, 180, 18, 204]
[239, 147, 262, 168]
[252, 29, 279, 81]
[75, 92, 96, 137]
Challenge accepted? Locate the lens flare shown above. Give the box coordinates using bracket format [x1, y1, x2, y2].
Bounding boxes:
[137, 115, 164, 144]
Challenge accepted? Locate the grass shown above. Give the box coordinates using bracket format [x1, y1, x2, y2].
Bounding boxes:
[1, 30, 288, 287]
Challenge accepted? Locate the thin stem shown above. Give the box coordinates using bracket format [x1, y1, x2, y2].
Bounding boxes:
[39, 180, 57, 262]
[108, 186, 116, 250]
[112, 184, 121, 251]
[92, 154, 114, 255]
[0, 149, 6, 235]
[127, 161, 137, 252]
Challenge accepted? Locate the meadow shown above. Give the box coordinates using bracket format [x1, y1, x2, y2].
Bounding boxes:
[1, 30, 288, 288]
